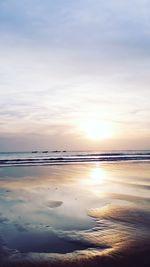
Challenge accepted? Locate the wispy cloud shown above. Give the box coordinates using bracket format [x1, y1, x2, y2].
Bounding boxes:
[0, 0, 150, 149]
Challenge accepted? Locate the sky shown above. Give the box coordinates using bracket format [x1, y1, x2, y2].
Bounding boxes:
[0, 0, 150, 151]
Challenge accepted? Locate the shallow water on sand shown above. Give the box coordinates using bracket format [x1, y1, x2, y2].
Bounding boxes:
[0, 162, 150, 266]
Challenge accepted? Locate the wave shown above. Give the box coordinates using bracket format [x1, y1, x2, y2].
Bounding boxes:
[0, 153, 150, 166]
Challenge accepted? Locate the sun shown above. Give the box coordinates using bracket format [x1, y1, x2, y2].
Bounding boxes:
[80, 119, 113, 140]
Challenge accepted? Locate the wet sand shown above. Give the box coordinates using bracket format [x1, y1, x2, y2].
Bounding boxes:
[0, 162, 150, 266]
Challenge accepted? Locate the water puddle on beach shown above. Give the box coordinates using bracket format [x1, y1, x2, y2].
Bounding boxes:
[0, 162, 150, 266]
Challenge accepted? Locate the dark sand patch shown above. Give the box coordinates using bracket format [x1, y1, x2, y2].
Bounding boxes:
[46, 201, 63, 208]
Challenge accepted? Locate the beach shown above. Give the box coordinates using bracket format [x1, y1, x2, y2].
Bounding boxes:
[0, 157, 150, 266]
[1, 0, 150, 265]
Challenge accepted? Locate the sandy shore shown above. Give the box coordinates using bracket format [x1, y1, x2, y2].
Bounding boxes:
[0, 163, 150, 266]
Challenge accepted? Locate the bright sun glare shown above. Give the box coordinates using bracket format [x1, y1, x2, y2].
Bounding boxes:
[80, 167, 106, 186]
[81, 120, 113, 140]
[90, 168, 105, 184]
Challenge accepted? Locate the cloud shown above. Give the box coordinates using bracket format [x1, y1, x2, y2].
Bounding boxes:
[0, 0, 150, 150]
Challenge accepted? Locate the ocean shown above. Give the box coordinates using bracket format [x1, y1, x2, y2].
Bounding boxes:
[0, 150, 150, 166]
[0, 150, 150, 266]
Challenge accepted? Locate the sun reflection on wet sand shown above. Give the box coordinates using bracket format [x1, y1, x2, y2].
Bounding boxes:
[90, 167, 106, 185]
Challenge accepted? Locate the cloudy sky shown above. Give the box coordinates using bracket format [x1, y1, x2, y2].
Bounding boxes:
[0, 0, 150, 151]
